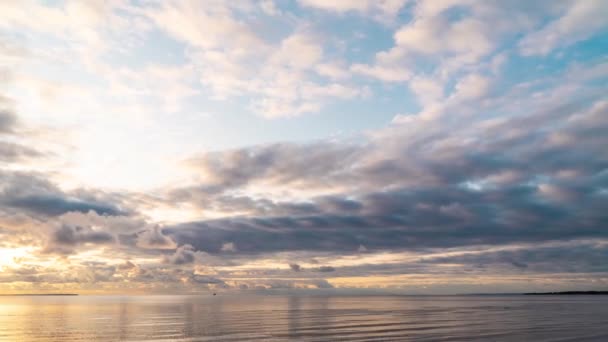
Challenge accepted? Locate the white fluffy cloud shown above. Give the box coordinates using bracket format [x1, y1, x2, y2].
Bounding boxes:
[452, 73, 490, 100]
[409, 76, 444, 106]
[144, 2, 366, 118]
[298, 0, 407, 19]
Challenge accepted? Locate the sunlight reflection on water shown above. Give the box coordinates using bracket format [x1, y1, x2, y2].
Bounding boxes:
[1, 294, 607, 341]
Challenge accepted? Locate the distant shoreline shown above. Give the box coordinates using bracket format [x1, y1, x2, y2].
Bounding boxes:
[0, 294, 78, 296]
[524, 291, 608, 295]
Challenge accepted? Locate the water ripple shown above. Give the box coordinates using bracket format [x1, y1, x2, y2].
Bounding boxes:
[0, 295, 607, 341]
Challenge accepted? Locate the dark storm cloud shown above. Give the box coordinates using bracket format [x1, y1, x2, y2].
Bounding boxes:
[166, 182, 606, 254]
[289, 263, 302, 272]
[510, 261, 528, 269]
[42, 223, 117, 255]
[0, 171, 125, 217]
[5, 194, 123, 217]
[316, 196, 363, 213]
[199, 194, 364, 218]
[163, 97, 608, 262]
[53, 224, 115, 245]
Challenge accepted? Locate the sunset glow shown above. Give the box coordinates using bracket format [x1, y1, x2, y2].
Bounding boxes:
[0, 0, 607, 295]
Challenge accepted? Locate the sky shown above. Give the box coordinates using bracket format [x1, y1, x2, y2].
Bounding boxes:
[0, 0, 607, 295]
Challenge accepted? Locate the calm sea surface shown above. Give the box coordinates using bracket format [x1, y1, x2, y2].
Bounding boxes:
[1, 294, 607, 341]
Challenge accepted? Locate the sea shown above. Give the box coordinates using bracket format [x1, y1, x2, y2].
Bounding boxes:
[1, 294, 607, 341]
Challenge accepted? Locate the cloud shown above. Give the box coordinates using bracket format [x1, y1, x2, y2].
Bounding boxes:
[136, 226, 176, 250]
[0, 106, 42, 162]
[409, 76, 444, 106]
[176, 141, 361, 197]
[0, 0, 607, 294]
[259, 0, 280, 16]
[353, 5, 494, 83]
[220, 242, 236, 253]
[165, 244, 199, 265]
[352, 0, 562, 87]
[146, 1, 263, 51]
[144, 2, 366, 118]
[394, 16, 491, 57]
[191, 275, 226, 285]
[0, 142, 41, 162]
[0, 109, 17, 133]
[351, 63, 411, 82]
[272, 33, 323, 70]
[33, 210, 158, 256]
[298, 0, 407, 20]
[519, 0, 608, 56]
[247, 278, 335, 290]
[418, 240, 608, 274]
[312, 279, 334, 288]
[3, 194, 122, 218]
[165, 87, 608, 256]
[52, 224, 115, 246]
[0, 171, 125, 217]
[117, 260, 137, 270]
[315, 62, 351, 80]
[315, 266, 336, 272]
[452, 73, 491, 100]
[510, 261, 528, 269]
[42, 222, 116, 254]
